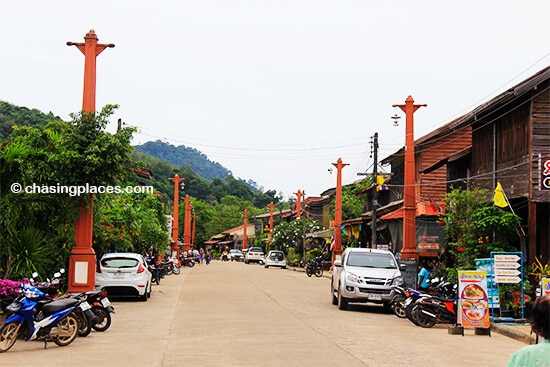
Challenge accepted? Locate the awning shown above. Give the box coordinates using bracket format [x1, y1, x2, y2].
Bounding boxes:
[204, 239, 221, 245]
[380, 203, 441, 221]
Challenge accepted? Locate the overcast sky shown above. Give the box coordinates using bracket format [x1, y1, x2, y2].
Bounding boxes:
[2, 1, 549, 200]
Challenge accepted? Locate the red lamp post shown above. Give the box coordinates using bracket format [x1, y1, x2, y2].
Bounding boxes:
[294, 189, 303, 219]
[242, 209, 248, 250]
[169, 174, 185, 259]
[332, 158, 348, 264]
[393, 96, 426, 262]
[183, 195, 193, 254]
[66, 30, 114, 293]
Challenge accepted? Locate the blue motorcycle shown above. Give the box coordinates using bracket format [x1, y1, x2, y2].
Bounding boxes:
[0, 283, 80, 352]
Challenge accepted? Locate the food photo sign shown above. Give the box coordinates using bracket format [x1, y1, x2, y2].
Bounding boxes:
[458, 270, 490, 328]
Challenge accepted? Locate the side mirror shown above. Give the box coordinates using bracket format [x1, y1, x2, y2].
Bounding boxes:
[400, 264, 406, 271]
[59, 268, 66, 274]
[54, 272, 61, 278]
[334, 259, 342, 267]
[32, 272, 39, 279]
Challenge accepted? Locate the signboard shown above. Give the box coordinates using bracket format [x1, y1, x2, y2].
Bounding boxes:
[491, 251, 525, 318]
[542, 277, 550, 296]
[398, 259, 417, 289]
[458, 271, 490, 328]
[541, 152, 550, 190]
[493, 254, 521, 284]
[475, 258, 499, 308]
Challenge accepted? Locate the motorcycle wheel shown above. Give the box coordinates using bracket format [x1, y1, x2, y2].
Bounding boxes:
[74, 309, 92, 337]
[0, 321, 21, 353]
[306, 267, 312, 277]
[393, 302, 407, 318]
[415, 306, 437, 328]
[172, 265, 181, 275]
[53, 314, 79, 346]
[405, 302, 421, 326]
[91, 306, 112, 332]
[314, 267, 323, 277]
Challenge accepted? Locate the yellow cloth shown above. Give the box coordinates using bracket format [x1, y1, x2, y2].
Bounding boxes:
[493, 182, 508, 208]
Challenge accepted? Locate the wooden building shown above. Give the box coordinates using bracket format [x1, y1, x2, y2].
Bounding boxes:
[449, 66, 550, 265]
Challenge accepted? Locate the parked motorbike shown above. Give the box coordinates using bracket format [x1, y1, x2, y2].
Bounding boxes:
[0, 283, 80, 352]
[180, 255, 196, 268]
[304, 258, 323, 277]
[161, 255, 180, 275]
[389, 286, 409, 318]
[402, 278, 458, 326]
[412, 294, 458, 328]
[85, 289, 115, 332]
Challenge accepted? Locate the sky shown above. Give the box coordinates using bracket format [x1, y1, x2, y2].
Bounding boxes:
[1, 1, 549, 200]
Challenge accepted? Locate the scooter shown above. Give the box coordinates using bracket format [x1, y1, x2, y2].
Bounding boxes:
[412, 294, 458, 328]
[0, 283, 80, 352]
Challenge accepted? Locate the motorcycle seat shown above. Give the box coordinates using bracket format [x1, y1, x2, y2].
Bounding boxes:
[41, 298, 79, 316]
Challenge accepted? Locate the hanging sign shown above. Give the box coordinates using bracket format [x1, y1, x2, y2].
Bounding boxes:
[458, 270, 490, 328]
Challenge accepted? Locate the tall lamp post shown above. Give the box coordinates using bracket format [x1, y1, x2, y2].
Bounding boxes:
[268, 202, 275, 251]
[66, 30, 114, 293]
[184, 195, 193, 254]
[242, 209, 248, 250]
[169, 174, 185, 260]
[393, 96, 426, 262]
[332, 158, 348, 264]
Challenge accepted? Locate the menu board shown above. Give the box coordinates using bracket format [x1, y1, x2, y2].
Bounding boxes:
[542, 277, 550, 296]
[458, 271, 490, 328]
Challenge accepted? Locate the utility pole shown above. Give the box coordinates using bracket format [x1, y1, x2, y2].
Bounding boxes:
[371, 133, 379, 249]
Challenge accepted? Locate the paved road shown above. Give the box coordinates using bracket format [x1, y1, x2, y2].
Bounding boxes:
[1, 261, 526, 367]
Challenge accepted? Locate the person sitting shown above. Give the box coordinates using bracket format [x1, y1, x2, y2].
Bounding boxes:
[506, 294, 550, 367]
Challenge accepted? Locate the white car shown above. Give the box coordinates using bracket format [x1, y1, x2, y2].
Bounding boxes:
[331, 248, 404, 310]
[228, 249, 244, 261]
[264, 250, 286, 269]
[95, 252, 152, 301]
[244, 247, 264, 264]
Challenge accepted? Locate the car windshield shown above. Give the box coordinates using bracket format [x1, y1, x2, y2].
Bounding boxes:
[101, 258, 140, 269]
[249, 248, 262, 253]
[346, 252, 396, 269]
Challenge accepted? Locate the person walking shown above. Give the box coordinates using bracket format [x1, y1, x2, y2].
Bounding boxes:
[506, 294, 550, 367]
[199, 248, 205, 265]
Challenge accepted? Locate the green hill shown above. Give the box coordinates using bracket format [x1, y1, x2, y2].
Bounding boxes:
[134, 140, 230, 181]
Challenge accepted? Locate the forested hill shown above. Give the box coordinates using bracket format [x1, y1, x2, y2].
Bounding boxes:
[0, 100, 62, 140]
[134, 140, 230, 181]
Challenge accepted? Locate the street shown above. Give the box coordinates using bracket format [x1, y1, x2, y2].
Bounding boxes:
[1, 261, 526, 367]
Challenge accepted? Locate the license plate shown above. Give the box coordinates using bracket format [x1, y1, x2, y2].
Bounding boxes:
[113, 272, 125, 279]
[368, 294, 382, 301]
[101, 297, 111, 307]
[80, 301, 92, 311]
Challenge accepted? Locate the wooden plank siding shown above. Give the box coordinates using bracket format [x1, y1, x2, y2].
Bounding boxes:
[416, 125, 472, 204]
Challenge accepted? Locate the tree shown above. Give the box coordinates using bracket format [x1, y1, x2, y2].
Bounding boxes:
[0, 105, 138, 278]
[271, 217, 321, 260]
[442, 186, 521, 278]
[93, 191, 168, 255]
